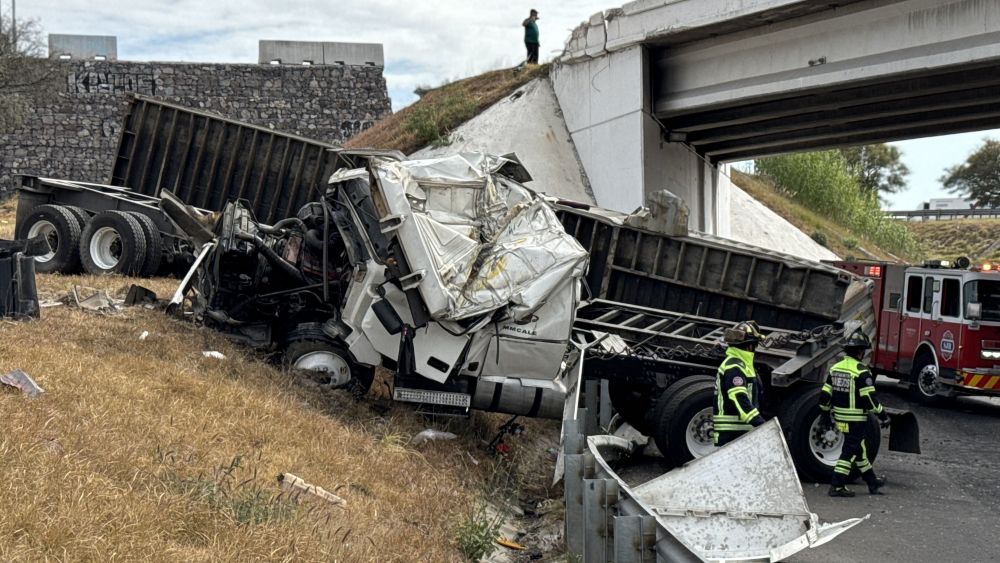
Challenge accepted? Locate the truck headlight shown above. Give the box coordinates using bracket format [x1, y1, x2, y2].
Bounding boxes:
[981, 349, 1000, 360]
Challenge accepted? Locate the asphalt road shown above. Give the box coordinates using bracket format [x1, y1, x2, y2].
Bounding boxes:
[617, 377, 1000, 563]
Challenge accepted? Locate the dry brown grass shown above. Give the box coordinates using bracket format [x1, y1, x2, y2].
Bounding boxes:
[0, 196, 555, 562]
[903, 218, 1000, 263]
[345, 65, 550, 155]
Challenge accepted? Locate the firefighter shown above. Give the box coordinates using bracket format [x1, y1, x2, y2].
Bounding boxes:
[821, 328, 890, 497]
[713, 320, 767, 447]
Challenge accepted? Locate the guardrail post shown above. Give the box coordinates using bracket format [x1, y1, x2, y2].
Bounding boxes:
[584, 380, 600, 436]
[599, 380, 612, 430]
[613, 515, 657, 563]
[583, 478, 620, 562]
[564, 411, 590, 559]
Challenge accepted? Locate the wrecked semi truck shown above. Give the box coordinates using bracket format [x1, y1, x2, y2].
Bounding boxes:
[164, 151, 917, 482]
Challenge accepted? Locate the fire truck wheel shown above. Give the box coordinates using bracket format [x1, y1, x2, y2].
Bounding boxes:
[909, 354, 943, 405]
[778, 386, 881, 483]
[17, 204, 84, 274]
[284, 323, 374, 395]
[653, 379, 717, 467]
[608, 382, 656, 434]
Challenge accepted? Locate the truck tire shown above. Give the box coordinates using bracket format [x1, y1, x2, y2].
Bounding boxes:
[285, 323, 375, 395]
[79, 211, 148, 276]
[652, 379, 717, 467]
[17, 204, 83, 273]
[649, 375, 713, 446]
[778, 386, 881, 483]
[909, 353, 943, 405]
[127, 211, 164, 277]
[608, 381, 656, 434]
[62, 205, 91, 229]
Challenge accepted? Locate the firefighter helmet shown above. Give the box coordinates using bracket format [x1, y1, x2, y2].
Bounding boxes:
[724, 320, 764, 347]
[843, 328, 872, 351]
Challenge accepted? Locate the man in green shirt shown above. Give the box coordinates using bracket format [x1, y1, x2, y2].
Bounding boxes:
[523, 9, 540, 65]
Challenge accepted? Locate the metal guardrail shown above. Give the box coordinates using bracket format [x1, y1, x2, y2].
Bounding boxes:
[886, 208, 1000, 221]
[562, 381, 702, 562]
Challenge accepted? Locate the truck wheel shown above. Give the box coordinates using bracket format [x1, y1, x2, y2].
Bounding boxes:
[79, 211, 148, 276]
[18, 204, 83, 273]
[608, 381, 656, 434]
[653, 379, 716, 467]
[649, 375, 713, 447]
[285, 323, 375, 394]
[909, 353, 942, 405]
[127, 211, 163, 277]
[778, 386, 881, 483]
[62, 206, 91, 229]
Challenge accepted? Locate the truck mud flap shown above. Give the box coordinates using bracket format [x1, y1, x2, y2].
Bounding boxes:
[885, 408, 921, 454]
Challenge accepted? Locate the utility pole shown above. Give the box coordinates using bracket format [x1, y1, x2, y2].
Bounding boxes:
[10, 0, 15, 50]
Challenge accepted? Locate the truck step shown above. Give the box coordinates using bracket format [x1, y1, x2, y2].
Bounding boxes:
[393, 387, 472, 409]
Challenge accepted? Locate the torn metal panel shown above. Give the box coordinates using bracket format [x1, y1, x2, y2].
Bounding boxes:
[628, 420, 866, 562]
[369, 153, 589, 322]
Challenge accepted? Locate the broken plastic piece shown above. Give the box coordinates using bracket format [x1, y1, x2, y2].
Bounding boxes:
[410, 429, 457, 446]
[202, 351, 226, 360]
[495, 537, 525, 550]
[139, 331, 150, 341]
[69, 286, 122, 313]
[125, 285, 158, 306]
[0, 369, 45, 397]
[277, 473, 346, 507]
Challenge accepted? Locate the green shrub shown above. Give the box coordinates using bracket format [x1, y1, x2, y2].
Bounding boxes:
[811, 231, 828, 247]
[755, 151, 921, 257]
[455, 502, 503, 561]
[404, 92, 478, 148]
[843, 237, 858, 250]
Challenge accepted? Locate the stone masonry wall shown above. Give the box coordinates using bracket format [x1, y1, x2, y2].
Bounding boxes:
[0, 60, 392, 192]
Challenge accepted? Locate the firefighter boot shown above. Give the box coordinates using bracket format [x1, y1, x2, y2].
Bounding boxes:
[828, 485, 855, 498]
[863, 472, 886, 495]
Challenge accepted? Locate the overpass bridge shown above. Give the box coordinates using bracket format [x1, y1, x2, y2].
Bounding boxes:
[552, 0, 1000, 236]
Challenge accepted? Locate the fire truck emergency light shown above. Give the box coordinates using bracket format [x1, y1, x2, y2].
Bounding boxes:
[865, 265, 882, 277]
[983, 263, 993, 272]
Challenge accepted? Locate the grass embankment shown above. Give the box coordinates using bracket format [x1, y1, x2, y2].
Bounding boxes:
[904, 218, 1000, 263]
[345, 65, 550, 155]
[731, 170, 918, 262]
[0, 197, 556, 561]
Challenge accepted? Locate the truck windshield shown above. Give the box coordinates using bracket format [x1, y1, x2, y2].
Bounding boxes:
[966, 279, 1000, 321]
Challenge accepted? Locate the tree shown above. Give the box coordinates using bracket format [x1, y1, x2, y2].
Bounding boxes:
[838, 144, 909, 201]
[941, 138, 1000, 208]
[0, 13, 57, 132]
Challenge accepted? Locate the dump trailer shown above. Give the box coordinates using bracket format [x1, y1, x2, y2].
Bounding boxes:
[14, 95, 404, 278]
[163, 151, 918, 483]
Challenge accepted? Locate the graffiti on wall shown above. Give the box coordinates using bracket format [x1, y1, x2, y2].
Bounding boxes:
[67, 71, 157, 95]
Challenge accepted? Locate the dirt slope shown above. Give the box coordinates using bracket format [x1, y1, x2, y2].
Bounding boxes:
[904, 218, 1000, 262]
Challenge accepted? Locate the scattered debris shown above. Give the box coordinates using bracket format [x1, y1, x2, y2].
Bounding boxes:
[38, 300, 63, 308]
[139, 331, 150, 340]
[410, 429, 458, 446]
[495, 537, 525, 550]
[125, 284, 159, 307]
[1, 369, 45, 397]
[277, 473, 346, 507]
[202, 351, 226, 360]
[68, 286, 123, 314]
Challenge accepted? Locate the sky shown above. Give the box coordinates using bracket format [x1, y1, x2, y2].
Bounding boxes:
[11, 1, 998, 211]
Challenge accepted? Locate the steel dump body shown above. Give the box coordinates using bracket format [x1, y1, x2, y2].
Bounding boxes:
[110, 95, 341, 225]
[555, 204, 863, 331]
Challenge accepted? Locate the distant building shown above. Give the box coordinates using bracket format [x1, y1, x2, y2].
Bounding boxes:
[922, 197, 974, 211]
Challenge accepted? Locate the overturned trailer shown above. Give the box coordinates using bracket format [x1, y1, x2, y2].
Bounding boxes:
[165, 151, 917, 486]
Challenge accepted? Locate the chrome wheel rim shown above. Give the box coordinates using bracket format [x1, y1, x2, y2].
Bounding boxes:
[809, 414, 844, 467]
[27, 220, 57, 263]
[686, 407, 716, 459]
[293, 350, 351, 387]
[89, 227, 123, 270]
[917, 364, 939, 397]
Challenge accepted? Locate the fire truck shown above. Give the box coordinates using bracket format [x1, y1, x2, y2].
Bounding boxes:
[835, 258, 1000, 402]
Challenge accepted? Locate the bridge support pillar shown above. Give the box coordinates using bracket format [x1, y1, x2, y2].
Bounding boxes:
[552, 46, 731, 235]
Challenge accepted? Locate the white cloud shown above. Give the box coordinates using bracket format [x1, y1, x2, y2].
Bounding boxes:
[19, 0, 612, 109]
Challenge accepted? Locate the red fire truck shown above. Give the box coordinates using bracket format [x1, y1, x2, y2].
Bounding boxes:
[835, 258, 1000, 403]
